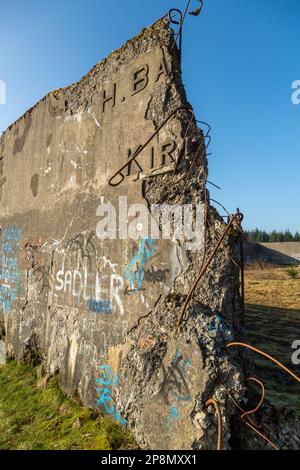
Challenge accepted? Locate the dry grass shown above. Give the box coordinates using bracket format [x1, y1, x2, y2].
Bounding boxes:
[245, 266, 300, 311]
[244, 266, 300, 415]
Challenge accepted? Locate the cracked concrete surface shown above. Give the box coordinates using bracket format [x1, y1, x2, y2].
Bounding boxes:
[0, 18, 299, 450]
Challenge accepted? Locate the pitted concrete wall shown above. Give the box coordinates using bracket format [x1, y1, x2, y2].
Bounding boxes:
[0, 20, 195, 399]
[1, 19, 298, 450]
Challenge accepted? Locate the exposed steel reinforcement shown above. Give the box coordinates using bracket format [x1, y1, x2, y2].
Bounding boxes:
[205, 399, 223, 450]
[226, 342, 300, 384]
[176, 211, 244, 331]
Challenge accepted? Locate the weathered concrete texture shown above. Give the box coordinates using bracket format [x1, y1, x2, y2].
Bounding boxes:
[244, 241, 300, 266]
[231, 401, 300, 450]
[0, 19, 299, 450]
[261, 242, 300, 262]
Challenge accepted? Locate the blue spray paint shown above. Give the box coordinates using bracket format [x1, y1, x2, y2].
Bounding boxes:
[96, 364, 126, 426]
[0, 228, 22, 314]
[88, 299, 112, 314]
[208, 313, 229, 338]
[162, 352, 192, 429]
[123, 237, 157, 294]
[166, 403, 181, 430]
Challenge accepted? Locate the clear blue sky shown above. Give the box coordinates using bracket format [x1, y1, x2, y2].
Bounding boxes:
[0, 0, 299, 232]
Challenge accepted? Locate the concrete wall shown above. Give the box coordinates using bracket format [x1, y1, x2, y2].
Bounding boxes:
[261, 242, 300, 262]
[0, 19, 191, 395]
[0, 19, 258, 450]
[244, 241, 300, 266]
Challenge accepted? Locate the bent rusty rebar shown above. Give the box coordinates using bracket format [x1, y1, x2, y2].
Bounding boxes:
[224, 384, 279, 450]
[143, 2, 205, 76]
[196, 119, 211, 138]
[189, 0, 204, 17]
[167, 122, 211, 194]
[170, 2, 204, 58]
[207, 180, 222, 190]
[241, 377, 265, 421]
[205, 399, 222, 450]
[226, 343, 300, 384]
[169, 8, 183, 60]
[108, 105, 196, 187]
[236, 208, 245, 324]
[173, 1, 204, 60]
[176, 212, 243, 331]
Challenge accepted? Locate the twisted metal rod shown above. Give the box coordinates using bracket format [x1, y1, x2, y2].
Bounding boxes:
[176, 212, 243, 331]
[108, 105, 194, 187]
[241, 377, 265, 420]
[224, 385, 279, 450]
[226, 343, 300, 384]
[205, 399, 222, 450]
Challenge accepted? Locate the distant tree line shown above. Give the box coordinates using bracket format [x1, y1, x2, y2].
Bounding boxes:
[244, 229, 300, 243]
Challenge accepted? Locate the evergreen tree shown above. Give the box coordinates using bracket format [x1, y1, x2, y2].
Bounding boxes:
[244, 229, 300, 243]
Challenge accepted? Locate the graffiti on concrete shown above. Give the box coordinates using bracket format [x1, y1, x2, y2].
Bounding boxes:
[165, 403, 181, 430]
[123, 266, 169, 294]
[123, 237, 157, 294]
[88, 298, 112, 314]
[144, 266, 170, 284]
[124, 285, 146, 296]
[23, 241, 53, 297]
[55, 267, 124, 316]
[0, 227, 22, 314]
[96, 364, 126, 426]
[55, 268, 91, 297]
[54, 232, 125, 315]
[158, 351, 192, 405]
[208, 313, 230, 338]
[36, 265, 52, 295]
[66, 231, 96, 268]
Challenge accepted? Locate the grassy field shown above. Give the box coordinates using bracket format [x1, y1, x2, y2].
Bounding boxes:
[244, 266, 300, 415]
[245, 266, 300, 310]
[0, 361, 136, 450]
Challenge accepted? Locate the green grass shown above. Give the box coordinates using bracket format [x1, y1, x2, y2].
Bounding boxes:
[0, 360, 136, 450]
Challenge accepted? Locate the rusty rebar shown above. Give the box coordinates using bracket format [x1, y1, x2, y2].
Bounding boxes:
[169, 8, 183, 60]
[205, 399, 222, 450]
[189, 0, 204, 17]
[167, 123, 211, 194]
[108, 105, 195, 187]
[176, 212, 242, 331]
[207, 180, 222, 190]
[226, 343, 300, 384]
[196, 119, 211, 138]
[241, 377, 265, 420]
[224, 385, 279, 450]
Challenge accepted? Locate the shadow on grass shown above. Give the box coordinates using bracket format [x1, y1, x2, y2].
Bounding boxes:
[245, 304, 300, 415]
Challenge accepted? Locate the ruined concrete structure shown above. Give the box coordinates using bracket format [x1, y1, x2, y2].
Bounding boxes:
[0, 16, 299, 450]
[244, 241, 300, 266]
